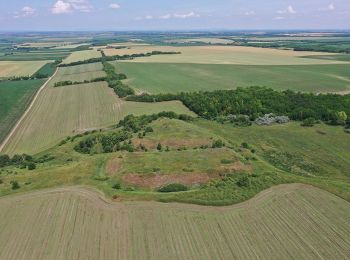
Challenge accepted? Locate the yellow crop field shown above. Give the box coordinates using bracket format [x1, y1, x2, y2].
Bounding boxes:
[104, 45, 348, 65]
[62, 49, 101, 64]
[165, 37, 234, 44]
[0, 184, 349, 259]
[0, 61, 50, 77]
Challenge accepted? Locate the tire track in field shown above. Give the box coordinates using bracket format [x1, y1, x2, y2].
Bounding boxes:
[0, 67, 59, 153]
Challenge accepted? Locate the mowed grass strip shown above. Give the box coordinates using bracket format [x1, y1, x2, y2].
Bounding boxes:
[62, 49, 101, 64]
[0, 61, 50, 77]
[107, 45, 347, 65]
[2, 81, 194, 155]
[0, 184, 349, 259]
[116, 62, 350, 93]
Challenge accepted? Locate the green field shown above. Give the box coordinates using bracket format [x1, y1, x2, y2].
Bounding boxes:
[0, 79, 45, 145]
[0, 184, 349, 259]
[115, 62, 350, 93]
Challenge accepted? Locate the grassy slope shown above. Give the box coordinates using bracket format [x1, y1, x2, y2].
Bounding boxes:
[0, 79, 45, 144]
[0, 184, 349, 259]
[116, 62, 350, 93]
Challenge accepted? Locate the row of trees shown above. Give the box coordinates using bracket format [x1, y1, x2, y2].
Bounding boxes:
[53, 77, 106, 87]
[59, 51, 181, 67]
[0, 154, 36, 170]
[102, 62, 135, 97]
[74, 130, 132, 154]
[126, 87, 350, 124]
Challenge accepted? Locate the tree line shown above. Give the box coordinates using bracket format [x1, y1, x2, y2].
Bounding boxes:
[53, 77, 106, 87]
[126, 86, 350, 124]
[59, 51, 181, 67]
[102, 61, 135, 97]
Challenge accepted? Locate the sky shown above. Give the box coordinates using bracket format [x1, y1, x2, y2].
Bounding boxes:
[0, 0, 349, 31]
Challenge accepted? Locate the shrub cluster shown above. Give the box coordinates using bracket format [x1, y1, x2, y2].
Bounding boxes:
[0, 154, 36, 170]
[53, 77, 106, 87]
[157, 183, 188, 193]
[74, 130, 132, 154]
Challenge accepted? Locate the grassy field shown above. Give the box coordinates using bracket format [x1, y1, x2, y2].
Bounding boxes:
[62, 49, 101, 64]
[49, 62, 106, 86]
[0, 184, 349, 259]
[0, 79, 45, 145]
[107, 45, 347, 65]
[115, 62, 350, 93]
[0, 61, 50, 77]
[196, 120, 350, 181]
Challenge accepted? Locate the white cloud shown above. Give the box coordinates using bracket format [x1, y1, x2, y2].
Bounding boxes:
[274, 16, 285, 20]
[136, 11, 200, 21]
[173, 12, 200, 19]
[277, 5, 296, 15]
[287, 5, 296, 14]
[51, 0, 93, 14]
[51, 1, 73, 14]
[14, 6, 36, 18]
[22, 6, 36, 16]
[109, 3, 120, 9]
[245, 11, 256, 16]
[159, 14, 172, 19]
[328, 3, 335, 10]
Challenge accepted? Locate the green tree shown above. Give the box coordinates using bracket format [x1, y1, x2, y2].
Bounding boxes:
[336, 111, 348, 125]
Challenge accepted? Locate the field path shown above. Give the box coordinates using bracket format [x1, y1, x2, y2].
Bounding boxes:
[0, 68, 59, 153]
[1, 184, 350, 259]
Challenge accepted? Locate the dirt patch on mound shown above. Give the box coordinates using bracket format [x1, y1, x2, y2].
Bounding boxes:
[106, 158, 121, 176]
[133, 138, 211, 150]
[122, 172, 211, 189]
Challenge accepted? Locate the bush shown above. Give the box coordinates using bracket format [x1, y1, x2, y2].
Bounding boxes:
[212, 139, 225, 148]
[27, 163, 36, 170]
[112, 182, 121, 190]
[157, 183, 188, 193]
[301, 117, 316, 127]
[237, 175, 251, 187]
[11, 181, 20, 190]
